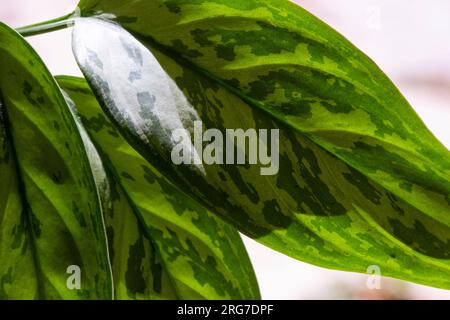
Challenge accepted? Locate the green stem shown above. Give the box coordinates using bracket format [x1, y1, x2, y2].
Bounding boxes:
[16, 12, 76, 37]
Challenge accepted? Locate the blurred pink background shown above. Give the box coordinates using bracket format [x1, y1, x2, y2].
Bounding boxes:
[1, 0, 449, 299]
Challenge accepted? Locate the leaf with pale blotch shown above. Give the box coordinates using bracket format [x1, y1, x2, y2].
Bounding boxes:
[71, 15, 450, 290]
[57, 76, 260, 300]
[77, 0, 450, 225]
[0, 22, 112, 299]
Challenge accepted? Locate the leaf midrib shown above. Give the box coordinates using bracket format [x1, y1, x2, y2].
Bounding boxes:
[129, 29, 450, 228]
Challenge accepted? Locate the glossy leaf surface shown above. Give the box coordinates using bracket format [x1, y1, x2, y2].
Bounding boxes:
[0, 22, 112, 299]
[71, 16, 450, 289]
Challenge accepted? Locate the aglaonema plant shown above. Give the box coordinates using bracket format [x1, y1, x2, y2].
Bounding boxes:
[0, 0, 449, 300]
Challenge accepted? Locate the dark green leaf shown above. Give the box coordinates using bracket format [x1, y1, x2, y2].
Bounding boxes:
[0, 22, 112, 299]
[73, 0, 450, 290]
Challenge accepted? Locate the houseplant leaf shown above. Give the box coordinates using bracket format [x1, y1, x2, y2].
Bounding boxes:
[62, 91, 178, 300]
[0, 22, 112, 299]
[57, 75, 260, 300]
[76, 0, 450, 225]
[70, 17, 450, 290]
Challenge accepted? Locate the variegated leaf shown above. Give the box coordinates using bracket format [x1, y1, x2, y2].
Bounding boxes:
[57, 76, 260, 300]
[71, 16, 450, 290]
[0, 22, 112, 299]
[63, 91, 177, 300]
[77, 0, 450, 224]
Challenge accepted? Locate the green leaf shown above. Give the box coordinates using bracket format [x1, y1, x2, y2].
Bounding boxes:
[62, 91, 178, 300]
[73, 2, 450, 290]
[0, 22, 112, 299]
[78, 0, 450, 222]
[57, 76, 260, 300]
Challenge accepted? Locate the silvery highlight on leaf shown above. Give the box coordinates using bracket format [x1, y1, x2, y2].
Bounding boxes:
[0, 0, 449, 302]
